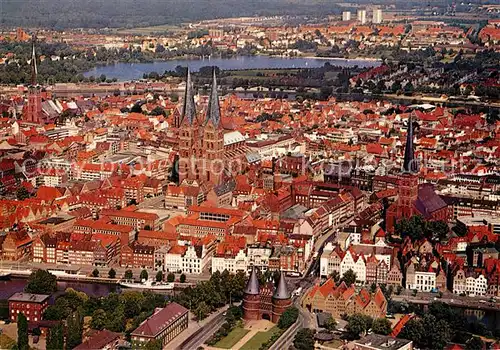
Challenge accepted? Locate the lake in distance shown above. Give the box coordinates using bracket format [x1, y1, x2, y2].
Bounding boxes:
[84, 56, 381, 81]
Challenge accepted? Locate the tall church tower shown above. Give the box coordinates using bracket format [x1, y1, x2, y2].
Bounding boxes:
[396, 113, 419, 219]
[25, 35, 43, 124]
[178, 69, 200, 184]
[202, 69, 225, 184]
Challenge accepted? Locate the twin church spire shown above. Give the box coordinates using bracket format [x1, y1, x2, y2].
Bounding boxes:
[180, 68, 221, 128]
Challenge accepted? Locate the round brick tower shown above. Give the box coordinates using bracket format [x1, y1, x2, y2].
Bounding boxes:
[243, 267, 261, 321]
[271, 271, 292, 323]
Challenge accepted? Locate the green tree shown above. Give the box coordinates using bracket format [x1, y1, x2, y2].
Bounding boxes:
[180, 273, 186, 283]
[17, 312, 28, 350]
[125, 269, 133, 280]
[346, 313, 373, 339]
[293, 328, 315, 350]
[120, 291, 145, 319]
[399, 318, 425, 345]
[194, 301, 210, 320]
[25, 270, 57, 294]
[16, 187, 30, 200]
[46, 323, 64, 350]
[150, 106, 166, 116]
[105, 305, 126, 332]
[341, 269, 357, 286]
[90, 309, 107, 330]
[92, 268, 99, 277]
[108, 268, 116, 279]
[140, 269, 149, 281]
[66, 309, 83, 349]
[372, 318, 392, 335]
[144, 339, 163, 350]
[43, 304, 65, 321]
[156, 270, 163, 282]
[102, 293, 120, 313]
[330, 270, 340, 282]
[324, 316, 337, 331]
[370, 282, 377, 294]
[425, 314, 452, 350]
[167, 272, 175, 282]
[278, 306, 299, 329]
[465, 336, 485, 350]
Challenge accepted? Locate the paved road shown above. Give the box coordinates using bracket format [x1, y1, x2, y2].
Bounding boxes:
[178, 312, 227, 350]
[392, 292, 500, 311]
[274, 219, 356, 349]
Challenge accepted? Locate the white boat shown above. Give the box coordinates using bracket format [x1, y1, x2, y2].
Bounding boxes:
[0, 271, 11, 279]
[47, 270, 82, 277]
[119, 280, 175, 290]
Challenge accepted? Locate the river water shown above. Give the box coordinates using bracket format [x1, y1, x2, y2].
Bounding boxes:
[83, 56, 381, 81]
[0, 277, 119, 300]
[1, 277, 499, 330]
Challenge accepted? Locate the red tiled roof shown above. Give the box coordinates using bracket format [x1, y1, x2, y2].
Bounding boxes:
[131, 302, 188, 338]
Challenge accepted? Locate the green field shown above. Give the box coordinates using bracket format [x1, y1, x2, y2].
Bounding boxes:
[324, 339, 344, 349]
[0, 334, 16, 349]
[240, 326, 282, 350]
[214, 327, 250, 349]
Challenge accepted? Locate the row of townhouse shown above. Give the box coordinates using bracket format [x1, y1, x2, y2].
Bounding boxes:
[453, 269, 488, 297]
[32, 232, 120, 266]
[319, 241, 402, 286]
[121, 243, 156, 269]
[73, 219, 135, 246]
[302, 278, 387, 319]
[120, 235, 215, 273]
[211, 235, 315, 276]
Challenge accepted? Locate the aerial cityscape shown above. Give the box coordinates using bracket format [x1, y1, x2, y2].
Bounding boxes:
[0, 0, 499, 349]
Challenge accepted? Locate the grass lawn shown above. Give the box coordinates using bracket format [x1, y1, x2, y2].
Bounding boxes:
[240, 326, 282, 350]
[324, 339, 344, 348]
[214, 327, 250, 349]
[0, 333, 16, 349]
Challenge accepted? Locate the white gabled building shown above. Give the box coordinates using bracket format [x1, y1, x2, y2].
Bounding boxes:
[340, 249, 366, 283]
[164, 244, 210, 275]
[466, 274, 488, 297]
[247, 244, 273, 272]
[407, 271, 436, 292]
[453, 269, 467, 295]
[453, 269, 488, 296]
[182, 245, 203, 274]
[212, 248, 248, 274]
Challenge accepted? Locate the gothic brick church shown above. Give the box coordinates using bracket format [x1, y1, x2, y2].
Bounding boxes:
[243, 267, 292, 323]
[386, 114, 448, 233]
[23, 36, 45, 124]
[175, 69, 248, 186]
